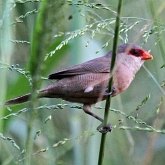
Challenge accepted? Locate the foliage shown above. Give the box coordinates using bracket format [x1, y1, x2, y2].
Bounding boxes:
[0, 0, 165, 165]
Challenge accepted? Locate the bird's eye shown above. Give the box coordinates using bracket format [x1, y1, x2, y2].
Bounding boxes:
[129, 48, 140, 57]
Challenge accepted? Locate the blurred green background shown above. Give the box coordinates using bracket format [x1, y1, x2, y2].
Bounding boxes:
[0, 0, 165, 165]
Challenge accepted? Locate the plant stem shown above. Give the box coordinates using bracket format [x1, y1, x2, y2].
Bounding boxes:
[25, 0, 49, 164]
[98, 0, 123, 164]
[0, 0, 13, 131]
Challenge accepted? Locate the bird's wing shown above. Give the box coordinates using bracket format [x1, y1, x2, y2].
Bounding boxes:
[48, 54, 111, 80]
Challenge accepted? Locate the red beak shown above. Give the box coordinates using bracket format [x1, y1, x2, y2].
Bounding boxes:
[141, 50, 153, 60]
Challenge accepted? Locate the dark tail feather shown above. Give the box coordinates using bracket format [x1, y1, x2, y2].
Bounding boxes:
[5, 90, 52, 106]
[5, 93, 31, 105]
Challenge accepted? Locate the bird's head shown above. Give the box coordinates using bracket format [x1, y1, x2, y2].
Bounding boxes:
[117, 43, 153, 61]
[113, 43, 153, 74]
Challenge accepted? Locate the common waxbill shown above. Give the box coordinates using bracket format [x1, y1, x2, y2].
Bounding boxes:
[5, 43, 153, 130]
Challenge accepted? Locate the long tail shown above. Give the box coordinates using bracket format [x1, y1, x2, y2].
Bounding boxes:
[5, 93, 31, 105]
[5, 89, 52, 105]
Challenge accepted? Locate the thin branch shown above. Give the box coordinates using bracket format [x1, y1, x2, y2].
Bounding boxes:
[98, 0, 123, 165]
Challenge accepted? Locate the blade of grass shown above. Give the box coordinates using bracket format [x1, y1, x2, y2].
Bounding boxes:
[0, 0, 13, 131]
[25, 0, 49, 164]
[98, 0, 123, 164]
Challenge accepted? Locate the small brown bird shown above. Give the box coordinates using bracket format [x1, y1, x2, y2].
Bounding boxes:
[5, 43, 153, 131]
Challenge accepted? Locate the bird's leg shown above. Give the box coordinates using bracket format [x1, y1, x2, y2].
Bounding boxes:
[83, 105, 112, 133]
[83, 105, 103, 122]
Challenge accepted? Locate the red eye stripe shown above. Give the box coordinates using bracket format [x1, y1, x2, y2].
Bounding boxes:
[128, 48, 153, 60]
[129, 48, 142, 57]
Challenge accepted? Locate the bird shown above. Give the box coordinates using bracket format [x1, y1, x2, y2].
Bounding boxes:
[5, 43, 153, 132]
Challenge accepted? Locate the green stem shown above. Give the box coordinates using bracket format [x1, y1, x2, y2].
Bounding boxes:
[25, 0, 49, 164]
[98, 0, 123, 164]
[0, 0, 13, 132]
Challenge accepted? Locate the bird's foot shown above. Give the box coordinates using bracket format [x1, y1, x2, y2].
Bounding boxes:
[104, 87, 116, 96]
[97, 123, 112, 133]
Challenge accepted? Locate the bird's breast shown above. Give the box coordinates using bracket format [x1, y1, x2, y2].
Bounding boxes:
[113, 64, 134, 94]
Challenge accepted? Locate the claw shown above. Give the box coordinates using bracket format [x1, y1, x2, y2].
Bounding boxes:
[104, 87, 116, 96]
[97, 123, 112, 133]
